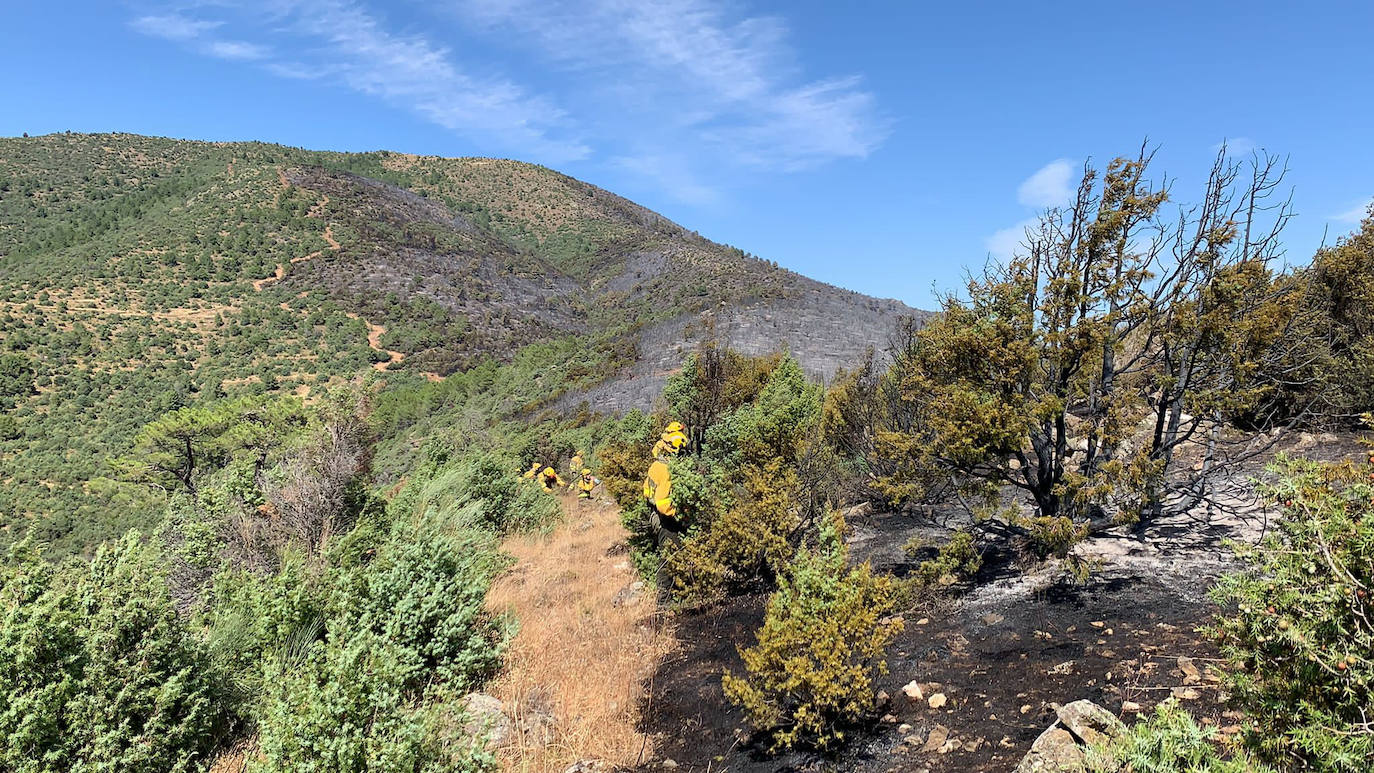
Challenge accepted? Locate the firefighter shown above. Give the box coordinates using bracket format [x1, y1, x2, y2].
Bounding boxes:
[521, 461, 541, 481]
[644, 422, 688, 550]
[538, 466, 565, 491]
[569, 450, 584, 477]
[573, 467, 599, 502]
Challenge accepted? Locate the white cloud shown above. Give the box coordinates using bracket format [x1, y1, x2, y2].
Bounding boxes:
[1017, 159, 1075, 208]
[129, 0, 590, 163]
[205, 40, 271, 61]
[1331, 197, 1373, 223]
[1214, 137, 1257, 156]
[986, 217, 1037, 260]
[611, 152, 720, 206]
[130, 14, 222, 41]
[454, 0, 889, 171]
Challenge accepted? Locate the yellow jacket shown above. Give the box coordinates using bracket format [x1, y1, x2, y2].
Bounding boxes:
[643, 459, 675, 516]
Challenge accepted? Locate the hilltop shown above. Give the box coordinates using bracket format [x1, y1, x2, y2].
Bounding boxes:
[0, 132, 914, 552]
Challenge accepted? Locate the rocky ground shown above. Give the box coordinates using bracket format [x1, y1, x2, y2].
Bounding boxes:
[631, 432, 1365, 773]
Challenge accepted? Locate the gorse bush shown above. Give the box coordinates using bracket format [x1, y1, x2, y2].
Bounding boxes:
[906, 529, 983, 586]
[722, 522, 903, 751]
[1084, 700, 1275, 773]
[1208, 456, 1374, 771]
[0, 534, 231, 773]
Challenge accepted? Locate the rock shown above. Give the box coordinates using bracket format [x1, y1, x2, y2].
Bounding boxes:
[1017, 727, 1083, 772]
[921, 724, 949, 752]
[1048, 661, 1075, 675]
[611, 584, 643, 607]
[564, 762, 606, 773]
[928, 692, 948, 709]
[1054, 700, 1124, 747]
[876, 689, 890, 707]
[981, 612, 1005, 626]
[462, 693, 512, 749]
[661, 759, 678, 769]
[898, 723, 913, 735]
[1177, 656, 1202, 685]
[902, 680, 925, 701]
[1121, 701, 1142, 713]
[1171, 686, 1202, 700]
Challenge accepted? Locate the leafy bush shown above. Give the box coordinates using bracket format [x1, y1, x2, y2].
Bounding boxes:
[1208, 456, 1374, 771]
[1084, 700, 1275, 773]
[722, 525, 903, 751]
[0, 534, 231, 773]
[252, 520, 507, 772]
[907, 529, 983, 586]
[405, 450, 559, 534]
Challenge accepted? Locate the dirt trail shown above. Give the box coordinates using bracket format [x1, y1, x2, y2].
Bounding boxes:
[343, 313, 406, 372]
[487, 495, 676, 772]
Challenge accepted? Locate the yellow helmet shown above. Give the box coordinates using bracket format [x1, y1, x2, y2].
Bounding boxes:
[581, 468, 591, 475]
[665, 421, 685, 434]
[542, 467, 556, 476]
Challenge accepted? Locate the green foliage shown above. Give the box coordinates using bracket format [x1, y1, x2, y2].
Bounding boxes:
[907, 529, 983, 586]
[252, 520, 507, 773]
[1208, 456, 1374, 771]
[0, 533, 231, 773]
[722, 524, 903, 751]
[1084, 700, 1275, 773]
[400, 449, 560, 535]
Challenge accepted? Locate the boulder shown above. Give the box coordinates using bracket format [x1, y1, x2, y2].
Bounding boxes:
[1016, 700, 1124, 772]
[1054, 699, 1124, 747]
[462, 693, 513, 749]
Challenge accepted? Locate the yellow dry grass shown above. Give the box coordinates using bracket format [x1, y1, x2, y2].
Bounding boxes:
[487, 496, 675, 772]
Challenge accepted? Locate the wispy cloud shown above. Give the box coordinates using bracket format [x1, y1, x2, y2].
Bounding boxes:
[987, 159, 1078, 259]
[205, 40, 271, 61]
[130, 14, 222, 41]
[128, 0, 589, 163]
[1017, 159, 1075, 208]
[1213, 137, 1258, 156]
[127, 0, 886, 200]
[1330, 197, 1373, 224]
[455, 0, 889, 173]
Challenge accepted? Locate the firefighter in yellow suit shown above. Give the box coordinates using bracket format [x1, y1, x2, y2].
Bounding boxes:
[573, 468, 599, 502]
[538, 466, 565, 491]
[644, 422, 688, 549]
[521, 461, 541, 481]
[569, 450, 584, 477]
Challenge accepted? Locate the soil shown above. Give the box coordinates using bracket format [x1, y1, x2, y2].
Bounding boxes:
[632, 433, 1366, 772]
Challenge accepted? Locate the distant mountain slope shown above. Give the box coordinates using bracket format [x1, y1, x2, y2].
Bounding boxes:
[0, 132, 919, 551]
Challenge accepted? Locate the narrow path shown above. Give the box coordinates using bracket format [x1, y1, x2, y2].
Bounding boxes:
[344, 312, 406, 371]
[487, 495, 676, 772]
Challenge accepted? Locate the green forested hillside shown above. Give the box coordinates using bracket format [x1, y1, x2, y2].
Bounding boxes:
[0, 132, 904, 555]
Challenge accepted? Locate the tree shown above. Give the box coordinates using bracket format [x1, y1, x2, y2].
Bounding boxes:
[857, 147, 1302, 550]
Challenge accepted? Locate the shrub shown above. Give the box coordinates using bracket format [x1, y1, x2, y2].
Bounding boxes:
[722, 526, 903, 751]
[1084, 700, 1275, 773]
[1208, 456, 1374, 771]
[0, 534, 231, 773]
[907, 529, 983, 586]
[252, 520, 507, 772]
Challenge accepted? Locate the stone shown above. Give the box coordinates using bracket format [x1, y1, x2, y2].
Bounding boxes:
[928, 692, 948, 709]
[1017, 727, 1084, 772]
[462, 693, 512, 749]
[1171, 686, 1202, 700]
[661, 759, 677, 769]
[1054, 700, 1125, 747]
[921, 724, 949, 752]
[1121, 701, 1142, 713]
[1177, 656, 1202, 685]
[981, 612, 1005, 626]
[902, 680, 924, 701]
[876, 689, 890, 706]
[898, 723, 913, 734]
[564, 762, 606, 773]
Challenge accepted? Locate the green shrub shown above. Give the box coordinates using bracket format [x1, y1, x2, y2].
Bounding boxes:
[1208, 456, 1374, 771]
[907, 529, 983, 586]
[0, 533, 231, 773]
[722, 526, 903, 751]
[1084, 700, 1275, 772]
[252, 520, 507, 772]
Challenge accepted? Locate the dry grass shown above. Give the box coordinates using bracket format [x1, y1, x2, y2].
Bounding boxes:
[487, 496, 676, 772]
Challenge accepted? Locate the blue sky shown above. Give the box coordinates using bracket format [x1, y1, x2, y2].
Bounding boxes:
[3, 1, 1371, 308]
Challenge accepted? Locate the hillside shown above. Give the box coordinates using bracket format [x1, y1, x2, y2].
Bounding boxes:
[0, 132, 914, 553]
